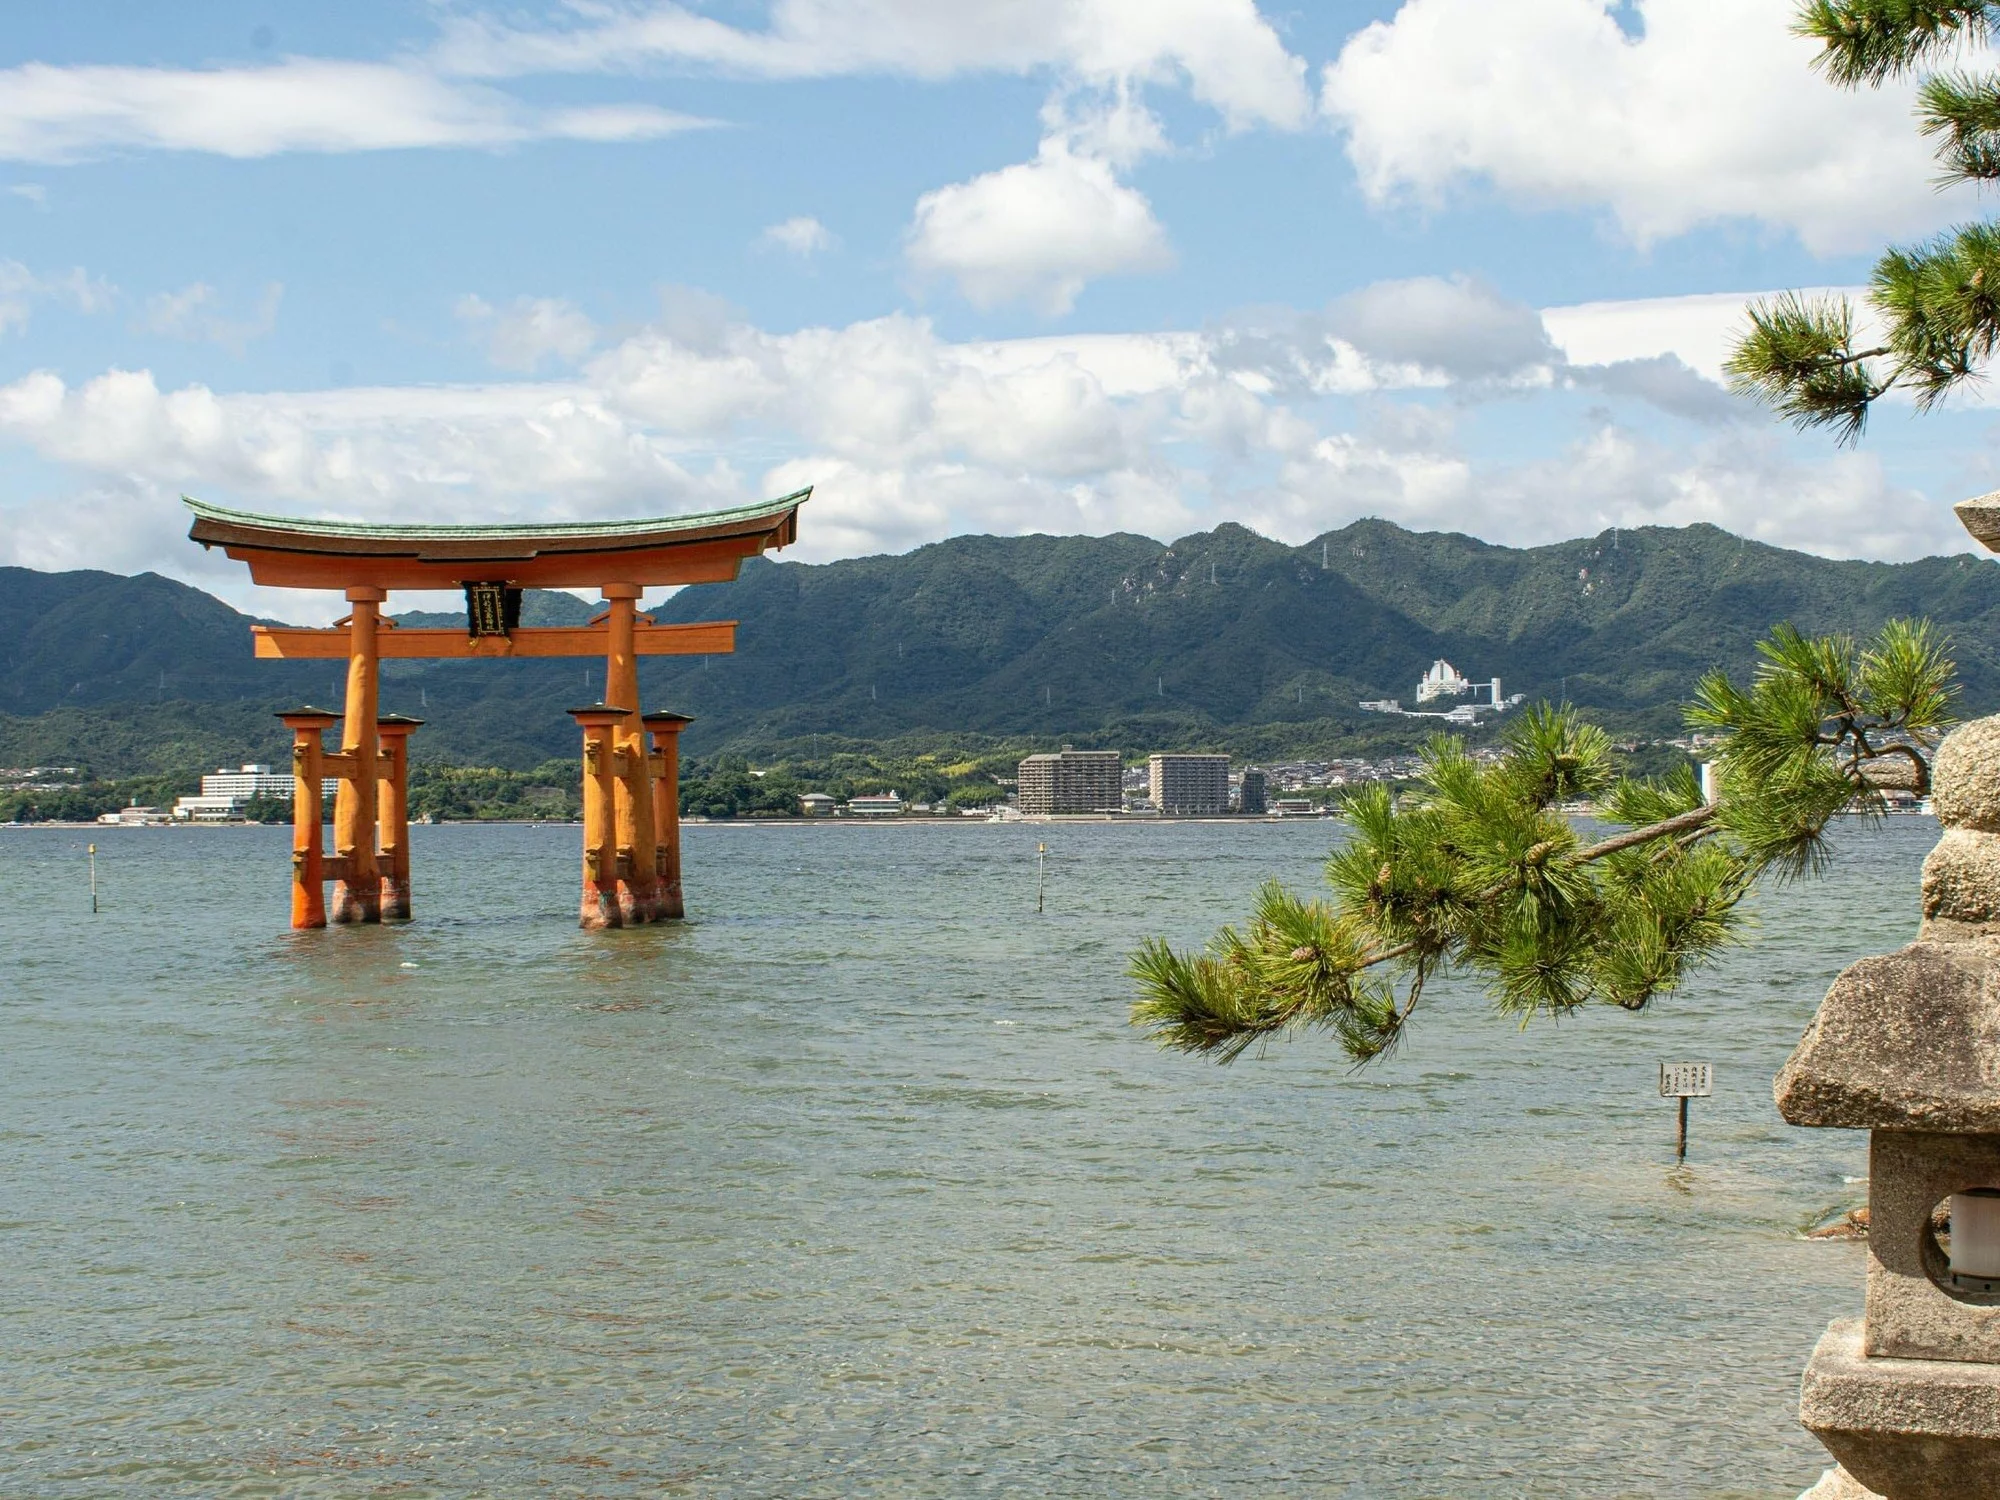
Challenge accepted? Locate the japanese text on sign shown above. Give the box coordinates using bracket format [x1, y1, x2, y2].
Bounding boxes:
[1660, 1062, 1713, 1098]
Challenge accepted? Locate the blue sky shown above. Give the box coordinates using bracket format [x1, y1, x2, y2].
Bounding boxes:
[0, 0, 1993, 618]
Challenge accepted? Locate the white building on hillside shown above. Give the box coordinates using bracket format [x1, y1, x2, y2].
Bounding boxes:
[1362, 663, 1523, 722]
[1416, 660, 1474, 703]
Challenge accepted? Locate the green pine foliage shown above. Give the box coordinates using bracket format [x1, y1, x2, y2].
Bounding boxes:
[1729, 3, 2000, 435]
[1130, 621, 1956, 1065]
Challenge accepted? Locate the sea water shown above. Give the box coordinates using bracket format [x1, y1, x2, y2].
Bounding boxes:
[0, 818, 1923, 1496]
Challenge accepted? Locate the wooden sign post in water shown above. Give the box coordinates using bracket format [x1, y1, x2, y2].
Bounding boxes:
[1660, 1061, 1712, 1162]
[88, 843, 97, 914]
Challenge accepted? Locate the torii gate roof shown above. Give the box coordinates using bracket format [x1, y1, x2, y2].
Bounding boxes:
[185, 489, 806, 590]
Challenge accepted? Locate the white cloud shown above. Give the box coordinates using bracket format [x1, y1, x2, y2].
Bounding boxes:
[1333, 274, 1557, 380]
[1321, 0, 1972, 252]
[1480, 426, 1957, 560]
[1244, 420, 1961, 562]
[1572, 355, 1740, 425]
[0, 284, 1973, 619]
[139, 281, 282, 353]
[1212, 276, 1562, 395]
[0, 259, 114, 334]
[0, 58, 708, 162]
[7, 182, 46, 206]
[437, 0, 1312, 131]
[757, 216, 836, 257]
[456, 294, 599, 371]
[906, 94, 1174, 314]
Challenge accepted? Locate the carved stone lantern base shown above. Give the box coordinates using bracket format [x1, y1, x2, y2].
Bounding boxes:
[1799, 1319, 2000, 1498]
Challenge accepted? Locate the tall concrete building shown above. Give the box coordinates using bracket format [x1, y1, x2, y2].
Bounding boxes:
[1017, 748, 1122, 814]
[1149, 753, 1230, 815]
[1237, 768, 1267, 815]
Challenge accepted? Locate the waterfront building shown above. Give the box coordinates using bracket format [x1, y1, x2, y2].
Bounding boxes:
[98, 805, 170, 825]
[798, 792, 836, 816]
[1017, 748, 1122, 814]
[1238, 768, 1267, 815]
[1148, 753, 1230, 816]
[174, 764, 342, 821]
[202, 763, 295, 800]
[1272, 798, 1316, 816]
[844, 792, 905, 816]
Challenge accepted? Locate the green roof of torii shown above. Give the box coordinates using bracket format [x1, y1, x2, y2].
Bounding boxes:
[184, 488, 807, 588]
[182, 490, 808, 544]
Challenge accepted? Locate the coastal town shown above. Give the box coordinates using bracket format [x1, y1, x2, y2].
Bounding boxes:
[9, 736, 1744, 824]
[0, 657, 1561, 824]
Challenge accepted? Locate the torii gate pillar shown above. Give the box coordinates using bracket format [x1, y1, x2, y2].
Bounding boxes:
[376, 714, 422, 920]
[330, 587, 384, 924]
[569, 704, 626, 930]
[644, 711, 693, 920]
[601, 585, 663, 924]
[279, 707, 339, 929]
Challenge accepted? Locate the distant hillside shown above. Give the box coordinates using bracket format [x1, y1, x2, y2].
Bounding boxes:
[4, 520, 1998, 776]
[640, 520, 2000, 744]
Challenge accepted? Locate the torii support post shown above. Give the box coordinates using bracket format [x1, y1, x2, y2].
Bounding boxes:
[278, 708, 339, 930]
[643, 711, 692, 920]
[330, 587, 384, 924]
[569, 704, 627, 930]
[601, 586, 662, 924]
[375, 714, 422, 920]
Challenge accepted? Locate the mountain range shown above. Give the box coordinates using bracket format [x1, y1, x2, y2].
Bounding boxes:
[5, 519, 1999, 776]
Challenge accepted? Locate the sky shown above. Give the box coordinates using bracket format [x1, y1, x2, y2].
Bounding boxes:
[0, 0, 1996, 621]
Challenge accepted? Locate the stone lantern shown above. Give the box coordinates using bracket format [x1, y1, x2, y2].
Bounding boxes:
[1778, 493, 2000, 1499]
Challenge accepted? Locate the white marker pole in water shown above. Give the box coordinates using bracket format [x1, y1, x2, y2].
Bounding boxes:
[88, 842, 97, 914]
[1036, 842, 1047, 914]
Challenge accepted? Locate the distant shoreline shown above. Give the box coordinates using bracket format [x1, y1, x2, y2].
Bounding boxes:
[6, 813, 1334, 831]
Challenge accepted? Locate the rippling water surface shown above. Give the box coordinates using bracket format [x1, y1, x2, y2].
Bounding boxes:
[0, 817, 1931, 1496]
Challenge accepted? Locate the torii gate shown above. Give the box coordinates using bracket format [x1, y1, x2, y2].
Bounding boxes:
[185, 490, 806, 931]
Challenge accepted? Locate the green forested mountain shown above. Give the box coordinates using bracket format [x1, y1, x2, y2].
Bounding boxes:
[5, 519, 1999, 777]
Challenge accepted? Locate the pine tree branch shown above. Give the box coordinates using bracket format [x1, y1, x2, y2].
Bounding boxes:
[1798, 2, 1999, 88]
[1857, 739, 1935, 792]
[1575, 804, 1718, 863]
[1348, 804, 1721, 968]
[1355, 939, 1419, 971]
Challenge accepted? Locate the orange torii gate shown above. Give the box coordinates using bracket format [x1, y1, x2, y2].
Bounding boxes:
[186, 491, 806, 931]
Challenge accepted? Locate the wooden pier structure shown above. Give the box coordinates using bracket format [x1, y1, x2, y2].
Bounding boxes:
[187, 491, 805, 930]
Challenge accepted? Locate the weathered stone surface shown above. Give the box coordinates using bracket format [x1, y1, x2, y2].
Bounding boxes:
[1800, 1465, 1883, 1499]
[1865, 1132, 2000, 1363]
[1922, 828, 2000, 934]
[1802, 1318, 2000, 1498]
[1775, 944, 2000, 1131]
[1956, 492, 2000, 557]
[1933, 715, 2000, 833]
